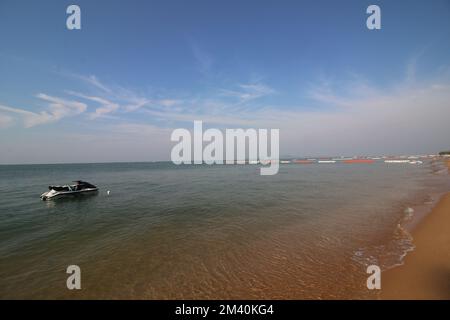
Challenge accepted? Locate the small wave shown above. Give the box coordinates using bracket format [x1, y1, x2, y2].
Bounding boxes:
[352, 223, 415, 271]
[403, 207, 414, 220]
[434, 168, 448, 175]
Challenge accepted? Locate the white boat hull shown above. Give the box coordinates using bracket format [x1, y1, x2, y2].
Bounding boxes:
[40, 188, 98, 200]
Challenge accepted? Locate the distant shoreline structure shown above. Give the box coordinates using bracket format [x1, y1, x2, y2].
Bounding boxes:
[0, 153, 446, 166]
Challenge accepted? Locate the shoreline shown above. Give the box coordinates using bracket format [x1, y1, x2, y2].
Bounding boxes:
[381, 159, 450, 299]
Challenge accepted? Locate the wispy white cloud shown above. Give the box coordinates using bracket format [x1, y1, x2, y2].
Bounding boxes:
[220, 83, 275, 104]
[0, 94, 87, 128]
[64, 73, 275, 122]
[66, 91, 119, 119]
[66, 76, 177, 114]
[405, 47, 429, 84]
[123, 98, 182, 112]
[124, 97, 151, 112]
[74, 74, 113, 93]
[158, 99, 182, 108]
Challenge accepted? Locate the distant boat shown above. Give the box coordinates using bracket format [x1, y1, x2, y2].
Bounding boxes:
[384, 160, 410, 163]
[40, 180, 98, 200]
[318, 160, 336, 164]
[343, 159, 374, 164]
[294, 160, 314, 164]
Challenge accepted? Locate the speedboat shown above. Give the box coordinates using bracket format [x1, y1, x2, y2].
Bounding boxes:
[40, 180, 99, 200]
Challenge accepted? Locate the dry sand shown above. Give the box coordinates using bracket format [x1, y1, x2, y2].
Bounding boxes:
[381, 159, 450, 299]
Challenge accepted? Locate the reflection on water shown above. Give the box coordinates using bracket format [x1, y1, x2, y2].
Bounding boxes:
[0, 161, 448, 299]
[44, 192, 99, 208]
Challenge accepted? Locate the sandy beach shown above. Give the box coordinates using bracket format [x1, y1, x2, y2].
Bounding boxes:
[381, 159, 450, 299]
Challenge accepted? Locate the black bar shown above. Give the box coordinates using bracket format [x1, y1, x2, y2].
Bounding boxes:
[1, 300, 448, 319]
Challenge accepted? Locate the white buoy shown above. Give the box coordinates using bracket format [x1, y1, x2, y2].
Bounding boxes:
[107, 190, 110, 195]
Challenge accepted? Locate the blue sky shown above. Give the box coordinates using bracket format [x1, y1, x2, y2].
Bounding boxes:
[1, 0, 450, 163]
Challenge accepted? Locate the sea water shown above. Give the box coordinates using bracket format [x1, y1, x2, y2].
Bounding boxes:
[0, 161, 448, 299]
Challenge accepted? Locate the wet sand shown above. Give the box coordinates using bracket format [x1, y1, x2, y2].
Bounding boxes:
[381, 159, 450, 299]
